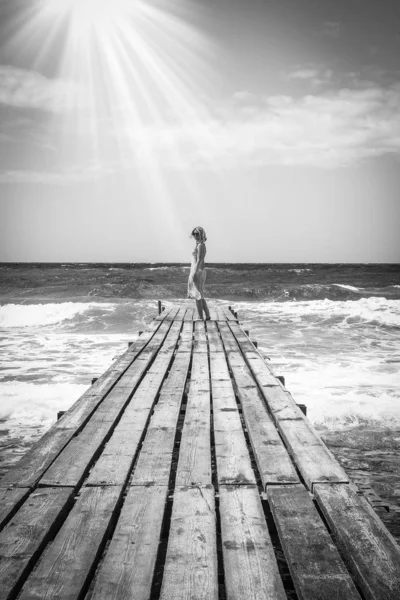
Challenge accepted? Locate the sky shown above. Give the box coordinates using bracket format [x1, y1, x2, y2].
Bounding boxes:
[0, 0, 399, 263]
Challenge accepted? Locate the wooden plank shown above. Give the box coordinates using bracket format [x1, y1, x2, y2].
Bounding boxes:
[0, 488, 73, 600]
[208, 307, 218, 321]
[209, 352, 231, 381]
[39, 322, 181, 488]
[131, 350, 191, 485]
[160, 485, 218, 600]
[176, 389, 211, 486]
[314, 483, 400, 600]
[0, 488, 30, 532]
[268, 485, 361, 600]
[163, 307, 181, 321]
[277, 419, 349, 490]
[212, 379, 255, 485]
[19, 486, 122, 600]
[261, 387, 305, 421]
[184, 307, 194, 321]
[0, 319, 169, 489]
[89, 485, 168, 600]
[219, 485, 286, 600]
[246, 356, 279, 387]
[228, 321, 261, 354]
[206, 321, 224, 352]
[179, 321, 193, 352]
[193, 320, 208, 353]
[234, 388, 299, 487]
[155, 307, 172, 321]
[223, 307, 237, 321]
[215, 307, 226, 321]
[217, 322, 240, 353]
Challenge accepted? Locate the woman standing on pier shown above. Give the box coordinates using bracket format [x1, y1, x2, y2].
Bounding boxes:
[188, 226, 211, 320]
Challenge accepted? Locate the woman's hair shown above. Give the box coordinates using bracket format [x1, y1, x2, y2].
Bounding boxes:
[191, 226, 207, 243]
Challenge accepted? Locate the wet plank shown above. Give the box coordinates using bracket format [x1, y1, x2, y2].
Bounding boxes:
[19, 486, 122, 600]
[89, 485, 168, 600]
[160, 485, 218, 600]
[277, 419, 348, 490]
[314, 483, 400, 600]
[0, 488, 73, 600]
[0, 488, 30, 532]
[176, 354, 211, 486]
[219, 485, 286, 600]
[268, 485, 361, 600]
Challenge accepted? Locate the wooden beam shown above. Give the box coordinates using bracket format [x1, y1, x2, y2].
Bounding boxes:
[0, 488, 74, 600]
[89, 486, 169, 600]
[268, 485, 361, 600]
[160, 486, 218, 600]
[314, 483, 400, 600]
[19, 486, 123, 600]
[219, 485, 286, 600]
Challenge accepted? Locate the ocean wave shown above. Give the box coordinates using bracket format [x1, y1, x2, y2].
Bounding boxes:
[0, 302, 108, 328]
[234, 297, 400, 328]
[333, 283, 360, 292]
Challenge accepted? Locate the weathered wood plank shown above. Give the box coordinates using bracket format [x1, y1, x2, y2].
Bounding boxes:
[234, 388, 299, 487]
[277, 419, 349, 489]
[314, 483, 400, 600]
[206, 321, 224, 352]
[268, 485, 361, 600]
[246, 356, 279, 387]
[215, 307, 226, 321]
[0, 488, 73, 600]
[217, 322, 240, 353]
[261, 387, 305, 421]
[223, 307, 237, 321]
[160, 485, 218, 600]
[228, 321, 261, 354]
[89, 485, 168, 600]
[0, 488, 30, 532]
[219, 485, 286, 600]
[40, 322, 182, 487]
[184, 308, 194, 321]
[208, 307, 218, 321]
[131, 350, 190, 485]
[212, 377, 255, 485]
[19, 486, 122, 600]
[193, 320, 208, 353]
[155, 307, 172, 321]
[209, 353, 231, 381]
[0, 319, 169, 489]
[214, 426, 256, 485]
[179, 321, 193, 352]
[176, 390, 211, 486]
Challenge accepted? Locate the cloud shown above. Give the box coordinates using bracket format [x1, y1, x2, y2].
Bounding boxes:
[286, 67, 333, 87]
[2, 73, 400, 178]
[114, 81, 400, 170]
[320, 21, 341, 39]
[0, 65, 87, 113]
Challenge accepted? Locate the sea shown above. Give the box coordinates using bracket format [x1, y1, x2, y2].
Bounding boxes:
[1, 262, 400, 537]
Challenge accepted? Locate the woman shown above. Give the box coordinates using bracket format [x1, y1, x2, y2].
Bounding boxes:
[188, 226, 211, 320]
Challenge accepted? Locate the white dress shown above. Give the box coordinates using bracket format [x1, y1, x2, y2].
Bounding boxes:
[187, 244, 207, 300]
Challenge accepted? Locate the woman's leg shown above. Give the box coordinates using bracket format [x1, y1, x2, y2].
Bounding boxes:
[195, 299, 204, 320]
[202, 298, 210, 319]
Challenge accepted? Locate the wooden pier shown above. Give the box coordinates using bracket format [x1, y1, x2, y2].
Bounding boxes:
[1, 304, 400, 600]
